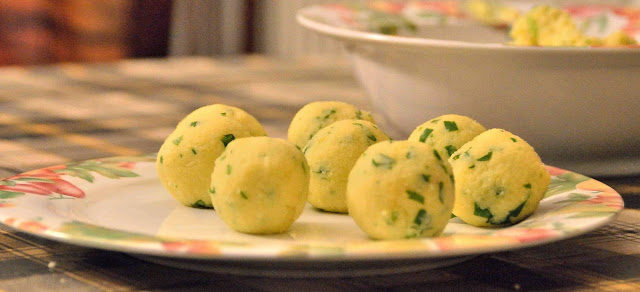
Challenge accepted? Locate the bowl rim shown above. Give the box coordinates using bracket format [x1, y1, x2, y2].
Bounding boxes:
[296, 5, 640, 55]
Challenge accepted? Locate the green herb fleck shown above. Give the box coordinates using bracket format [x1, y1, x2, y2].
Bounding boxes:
[221, 134, 235, 147]
[419, 128, 433, 142]
[372, 154, 396, 169]
[433, 150, 442, 161]
[191, 200, 208, 209]
[524, 183, 532, 189]
[367, 134, 377, 142]
[220, 112, 227, 116]
[240, 191, 248, 200]
[313, 166, 330, 179]
[438, 181, 444, 203]
[477, 151, 493, 161]
[495, 186, 505, 196]
[190, 121, 199, 127]
[511, 137, 517, 142]
[385, 210, 399, 225]
[444, 121, 458, 131]
[406, 190, 425, 204]
[422, 174, 431, 182]
[508, 201, 526, 219]
[209, 187, 216, 194]
[159, 156, 163, 164]
[179, 154, 183, 158]
[444, 145, 457, 156]
[452, 153, 460, 160]
[430, 119, 440, 124]
[191, 148, 197, 155]
[173, 136, 183, 145]
[469, 164, 475, 169]
[474, 203, 493, 221]
[408, 209, 431, 238]
[406, 150, 415, 159]
[356, 110, 363, 119]
[226, 164, 232, 175]
[321, 109, 336, 120]
[301, 161, 307, 174]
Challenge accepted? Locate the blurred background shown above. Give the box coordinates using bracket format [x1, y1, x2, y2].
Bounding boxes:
[0, 0, 352, 66]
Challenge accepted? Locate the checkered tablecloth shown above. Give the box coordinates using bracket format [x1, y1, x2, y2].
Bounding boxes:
[0, 56, 639, 291]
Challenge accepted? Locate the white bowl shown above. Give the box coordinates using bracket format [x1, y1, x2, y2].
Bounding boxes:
[297, 2, 640, 176]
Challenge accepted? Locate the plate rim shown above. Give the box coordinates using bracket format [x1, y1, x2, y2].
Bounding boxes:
[0, 155, 625, 262]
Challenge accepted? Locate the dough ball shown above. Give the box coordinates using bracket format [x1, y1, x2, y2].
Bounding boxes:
[304, 120, 389, 213]
[288, 101, 375, 149]
[408, 114, 486, 162]
[176, 104, 265, 136]
[210, 137, 309, 234]
[157, 105, 266, 208]
[448, 129, 550, 227]
[346, 140, 455, 239]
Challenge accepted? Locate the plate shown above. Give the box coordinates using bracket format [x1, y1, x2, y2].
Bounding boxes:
[0, 155, 624, 277]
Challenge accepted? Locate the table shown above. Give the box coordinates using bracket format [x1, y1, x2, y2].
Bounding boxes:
[0, 56, 639, 291]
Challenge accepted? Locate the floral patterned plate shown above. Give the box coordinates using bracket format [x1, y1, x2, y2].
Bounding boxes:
[0, 155, 624, 276]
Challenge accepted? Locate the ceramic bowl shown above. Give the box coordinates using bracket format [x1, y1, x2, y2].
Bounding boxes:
[297, 1, 640, 176]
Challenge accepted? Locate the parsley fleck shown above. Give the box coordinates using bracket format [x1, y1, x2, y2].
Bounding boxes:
[385, 210, 399, 225]
[430, 119, 440, 124]
[474, 203, 493, 221]
[240, 191, 248, 199]
[508, 201, 526, 219]
[452, 153, 461, 160]
[159, 156, 163, 164]
[444, 145, 457, 156]
[191, 148, 197, 155]
[313, 166, 329, 179]
[221, 134, 235, 147]
[372, 154, 395, 169]
[433, 150, 442, 161]
[226, 164, 231, 175]
[438, 181, 444, 203]
[367, 134, 377, 142]
[422, 174, 431, 182]
[356, 109, 363, 119]
[190, 121, 199, 127]
[524, 183, 532, 189]
[444, 121, 458, 131]
[220, 112, 227, 116]
[173, 136, 183, 145]
[321, 109, 336, 120]
[511, 137, 517, 142]
[419, 128, 433, 142]
[209, 187, 216, 194]
[406, 190, 425, 204]
[469, 164, 475, 169]
[191, 200, 208, 209]
[477, 151, 493, 161]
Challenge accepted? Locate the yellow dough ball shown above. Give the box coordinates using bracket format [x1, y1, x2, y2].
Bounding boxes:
[304, 120, 390, 213]
[156, 104, 266, 208]
[448, 129, 550, 227]
[210, 137, 309, 234]
[287, 101, 375, 149]
[346, 140, 455, 239]
[408, 114, 486, 162]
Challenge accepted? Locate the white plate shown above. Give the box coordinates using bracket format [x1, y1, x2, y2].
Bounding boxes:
[0, 155, 624, 276]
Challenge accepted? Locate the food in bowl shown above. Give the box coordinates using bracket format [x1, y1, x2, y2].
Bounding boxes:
[304, 119, 389, 213]
[210, 137, 309, 234]
[448, 129, 550, 227]
[156, 104, 266, 208]
[510, 5, 637, 46]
